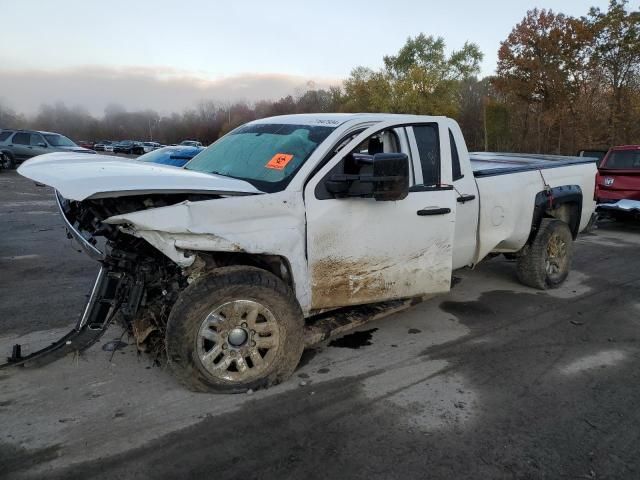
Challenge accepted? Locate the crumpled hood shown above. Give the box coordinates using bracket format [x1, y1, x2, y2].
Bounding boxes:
[17, 152, 262, 201]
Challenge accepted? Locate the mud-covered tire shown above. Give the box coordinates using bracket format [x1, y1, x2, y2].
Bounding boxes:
[516, 218, 574, 290]
[166, 266, 304, 393]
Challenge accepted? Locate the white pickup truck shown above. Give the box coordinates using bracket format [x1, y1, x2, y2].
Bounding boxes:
[11, 113, 597, 392]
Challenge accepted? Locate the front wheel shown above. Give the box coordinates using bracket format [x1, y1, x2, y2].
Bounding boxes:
[166, 266, 305, 393]
[516, 218, 574, 289]
[2, 152, 15, 169]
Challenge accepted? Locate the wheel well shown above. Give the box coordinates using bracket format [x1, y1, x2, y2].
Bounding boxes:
[528, 185, 583, 243]
[191, 252, 295, 289]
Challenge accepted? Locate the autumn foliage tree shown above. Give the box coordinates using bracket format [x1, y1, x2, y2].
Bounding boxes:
[588, 0, 640, 144]
[494, 0, 640, 153]
[342, 34, 483, 117]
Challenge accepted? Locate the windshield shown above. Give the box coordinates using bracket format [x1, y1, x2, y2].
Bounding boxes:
[604, 150, 640, 169]
[44, 134, 76, 147]
[185, 123, 335, 192]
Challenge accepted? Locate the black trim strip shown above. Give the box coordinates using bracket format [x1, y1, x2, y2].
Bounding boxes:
[409, 184, 454, 192]
[473, 158, 595, 177]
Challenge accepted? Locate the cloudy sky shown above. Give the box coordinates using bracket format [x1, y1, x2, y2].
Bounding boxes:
[0, 0, 607, 116]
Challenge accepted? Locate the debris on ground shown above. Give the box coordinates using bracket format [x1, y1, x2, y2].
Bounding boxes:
[101, 340, 128, 352]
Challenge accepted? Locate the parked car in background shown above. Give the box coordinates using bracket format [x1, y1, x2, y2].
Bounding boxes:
[577, 149, 608, 166]
[131, 142, 162, 155]
[596, 145, 640, 219]
[77, 140, 96, 150]
[94, 140, 115, 152]
[0, 129, 95, 167]
[136, 145, 204, 167]
[113, 140, 140, 154]
[179, 140, 203, 147]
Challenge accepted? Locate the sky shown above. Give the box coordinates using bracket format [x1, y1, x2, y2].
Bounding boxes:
[0, 0, 609, 116]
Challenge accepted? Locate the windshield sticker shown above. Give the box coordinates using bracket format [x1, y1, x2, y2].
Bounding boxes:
[266, 153, 294, 170]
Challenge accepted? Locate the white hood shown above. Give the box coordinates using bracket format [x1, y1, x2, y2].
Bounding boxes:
[17, 152, 262, 201]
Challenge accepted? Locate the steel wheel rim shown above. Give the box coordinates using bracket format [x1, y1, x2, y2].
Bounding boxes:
[196, 299, 280, 382]
[545, 233, 568, 279]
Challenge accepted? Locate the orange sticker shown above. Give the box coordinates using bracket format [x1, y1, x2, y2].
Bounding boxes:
[266, 153, 294, 170]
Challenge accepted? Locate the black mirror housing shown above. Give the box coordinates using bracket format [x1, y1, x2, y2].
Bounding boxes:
[372, 152, 409, 201]
[323, 152, 410, 201]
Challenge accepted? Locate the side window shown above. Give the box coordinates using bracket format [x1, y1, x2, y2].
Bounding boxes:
[413, 125, 440, 186]
[343, 129, 400, 176]
[30, 133, 46, 146]
[13, 132, 30, 145]
[0, 131, 13, 142]
[315, 128, 402, 199]
[331, 128, 366, 155]
[449, 130, 463, 181]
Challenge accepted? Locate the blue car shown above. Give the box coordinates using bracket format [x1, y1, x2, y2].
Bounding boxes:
[136, 145, 204, 167]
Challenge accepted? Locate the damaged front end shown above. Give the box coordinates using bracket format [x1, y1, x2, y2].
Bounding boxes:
[2, 191, 207, 368]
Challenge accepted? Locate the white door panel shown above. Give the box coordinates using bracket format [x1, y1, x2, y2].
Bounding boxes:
[447, 125, 479, 269]
[304, 120, 455, 310]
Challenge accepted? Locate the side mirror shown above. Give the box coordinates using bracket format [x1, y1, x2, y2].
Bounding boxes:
[325, 178, 351, 195]
[38, 143, 47, 148]
[371, 152, 409, 201]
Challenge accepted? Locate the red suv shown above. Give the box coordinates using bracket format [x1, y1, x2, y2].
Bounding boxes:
[596, 145, 640, 218]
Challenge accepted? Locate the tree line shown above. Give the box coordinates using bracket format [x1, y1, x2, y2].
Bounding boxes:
[1, 0, 638, 154]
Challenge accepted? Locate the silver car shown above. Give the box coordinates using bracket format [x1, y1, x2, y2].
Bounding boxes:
[0, 129, 95, 167]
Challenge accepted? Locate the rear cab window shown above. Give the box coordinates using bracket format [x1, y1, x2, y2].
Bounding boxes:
[449, 130, 463, 181]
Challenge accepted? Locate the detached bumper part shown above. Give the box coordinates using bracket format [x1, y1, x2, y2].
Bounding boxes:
[1, 268, 123, 368]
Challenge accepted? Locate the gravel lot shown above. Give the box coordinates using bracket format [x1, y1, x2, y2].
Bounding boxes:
[1, 169, 639, 479]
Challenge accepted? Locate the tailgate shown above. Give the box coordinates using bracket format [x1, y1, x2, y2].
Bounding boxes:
[598, 169, 640, 200]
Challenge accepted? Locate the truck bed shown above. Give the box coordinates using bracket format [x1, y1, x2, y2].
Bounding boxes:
[470, 152, 596, 177]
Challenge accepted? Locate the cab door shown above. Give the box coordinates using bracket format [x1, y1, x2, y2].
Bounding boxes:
[447, 126, 479, 269]
[304, 120, 456, 310]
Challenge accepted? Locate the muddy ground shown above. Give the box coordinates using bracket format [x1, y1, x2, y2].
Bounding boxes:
[1, 169, 639, 479]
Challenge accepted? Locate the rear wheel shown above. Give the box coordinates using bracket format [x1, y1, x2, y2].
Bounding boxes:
[516, 219, 573, 289]
[166, 266, 305, 393]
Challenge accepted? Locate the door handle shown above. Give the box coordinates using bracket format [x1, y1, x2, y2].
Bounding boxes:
[456, 194, 476, 203]
[417, 207, 451, 216]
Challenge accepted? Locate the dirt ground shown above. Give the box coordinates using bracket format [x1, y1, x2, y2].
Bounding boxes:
[1, 169, 639, 480]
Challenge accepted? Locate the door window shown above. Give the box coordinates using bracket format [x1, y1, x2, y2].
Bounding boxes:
[30, 133, 46, 146]
[13, 132, 30, 145]
[412, 125, 440, 186]
[315, 128, 402, 199]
